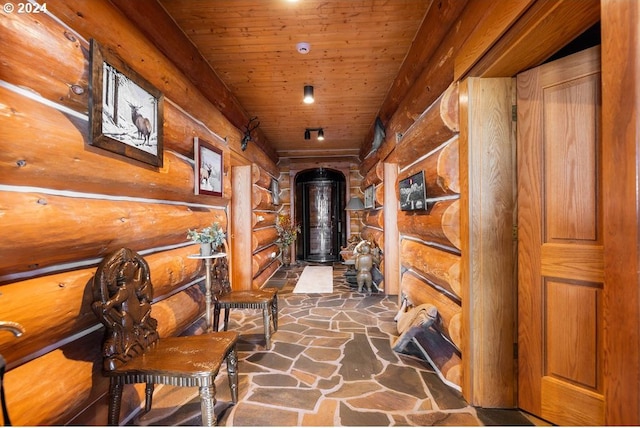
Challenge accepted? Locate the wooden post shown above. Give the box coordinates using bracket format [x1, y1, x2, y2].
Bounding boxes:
[231, 165, 252, 290]
[383, 162, 400, 296]
[602, 0, 640, 424]
[459, 77, 516, 407]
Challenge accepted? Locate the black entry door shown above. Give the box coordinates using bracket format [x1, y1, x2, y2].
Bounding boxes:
[296, 168, 346, 262]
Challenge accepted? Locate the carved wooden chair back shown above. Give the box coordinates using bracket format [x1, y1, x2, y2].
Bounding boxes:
[211, 240, 279, 349]
[92, 247, 239, 426]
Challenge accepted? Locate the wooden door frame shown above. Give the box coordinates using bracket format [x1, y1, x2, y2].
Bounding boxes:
[601, 0, 640, 424]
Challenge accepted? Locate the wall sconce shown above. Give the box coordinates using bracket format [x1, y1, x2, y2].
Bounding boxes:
[303, 85, 314, 104]
[305, 128, 324, 141]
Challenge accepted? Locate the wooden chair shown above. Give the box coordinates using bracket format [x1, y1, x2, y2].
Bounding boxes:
[91, 248, 239, 426]
[210, 251, 278, 349]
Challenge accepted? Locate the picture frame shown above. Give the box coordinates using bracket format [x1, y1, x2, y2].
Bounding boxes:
[364, 185, 375, 209]
[271, 178, 280, 205]
[194, 137, 223, 197]
[399, 171, 427, 211]
[89, 39, 164, 167]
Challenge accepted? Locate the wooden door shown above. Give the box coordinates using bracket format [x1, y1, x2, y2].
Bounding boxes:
[517, 46, 603, 425]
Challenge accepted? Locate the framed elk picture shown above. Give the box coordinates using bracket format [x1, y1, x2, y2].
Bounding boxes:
[89, 39, 164, 167]
[194, 137, 223, 197]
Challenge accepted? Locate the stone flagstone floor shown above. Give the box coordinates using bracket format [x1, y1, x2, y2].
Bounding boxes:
[132, 262, 544, 426]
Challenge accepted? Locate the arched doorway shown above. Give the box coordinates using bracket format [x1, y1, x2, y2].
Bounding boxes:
[295, 168, 346, 262]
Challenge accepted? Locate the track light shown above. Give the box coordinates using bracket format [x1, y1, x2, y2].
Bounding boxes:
[304, 128, 324, 141]
[303, 85, 314, 104]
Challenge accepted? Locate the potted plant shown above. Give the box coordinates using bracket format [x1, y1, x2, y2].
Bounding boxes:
[187, 222, 226, 256]
[275, 213, 300, 265]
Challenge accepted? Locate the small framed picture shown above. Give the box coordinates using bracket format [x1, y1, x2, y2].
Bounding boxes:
[194, 137, 223, 197]
[364, 185, 375, 209]
[271, 178, 280, 205]
[399, 171, 427, 211]
[89, 39, 164, 167]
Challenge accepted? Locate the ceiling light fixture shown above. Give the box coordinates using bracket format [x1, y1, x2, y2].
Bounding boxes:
[305, 128, 324, 141]
[303, 85, 314, 104]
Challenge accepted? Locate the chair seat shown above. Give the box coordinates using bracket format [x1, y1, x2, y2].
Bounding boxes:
[217, 289, 276, 306]
[213, 285, 278, 349]
[110, 332, 239, 382]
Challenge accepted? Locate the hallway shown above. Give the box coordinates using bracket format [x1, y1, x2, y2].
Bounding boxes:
[131, 263, 539, 426]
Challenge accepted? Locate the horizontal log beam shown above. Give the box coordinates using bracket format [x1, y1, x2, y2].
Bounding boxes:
[395, 83, 459, 169]
[0, 191, 226, 278]
[252, 227, 279, 252]
[401, 137, 460, 198]
[253, 244, 279, 276]
[398, 199, 461, 252]
[401, 239, 461, 299]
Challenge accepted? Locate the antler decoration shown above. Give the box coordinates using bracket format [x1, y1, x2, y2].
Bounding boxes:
[241, 116, 260, 151]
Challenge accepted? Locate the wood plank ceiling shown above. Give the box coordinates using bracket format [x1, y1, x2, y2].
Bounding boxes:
[158, 0, 430, 159]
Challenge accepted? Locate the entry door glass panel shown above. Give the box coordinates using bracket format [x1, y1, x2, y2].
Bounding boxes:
[305, 181, 335, 261]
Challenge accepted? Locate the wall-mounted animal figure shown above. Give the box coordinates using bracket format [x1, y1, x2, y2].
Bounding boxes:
[241, 116, 260, 151]
[128, 103, 152, 146]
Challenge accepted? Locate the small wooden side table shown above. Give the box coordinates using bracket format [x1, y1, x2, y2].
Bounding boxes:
[187, 252, 227, 332]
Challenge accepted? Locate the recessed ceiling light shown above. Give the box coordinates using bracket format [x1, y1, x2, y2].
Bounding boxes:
[296, 42, 310, 54]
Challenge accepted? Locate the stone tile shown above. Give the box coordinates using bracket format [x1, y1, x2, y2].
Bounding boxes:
[246, 351, 294, 371]
[370, 336, 400, 363]
[342, 310, 378, 326]
[339, 333, 384, 381]
[376, 363, 429, 399]
[346, 389, 419, 412]
[297, 319, 332, 329]
[247, 387, 322, 411]
[294, 354, 339, 378]
[336, 321, 367, 330]
[252, 373, 300, 387]
[338, 402, 392, 426]
[316, 375, 341, 391]
[301, 398, 339, 426]
[303, 346, 342, 362]
[327, 381, 381, 398]
[420, 371, 468, 410]
[272, 342, 307, 359]
[229, 402, 299, 426]
[303, 327, 350, 338]
[291, 369, 318, 387]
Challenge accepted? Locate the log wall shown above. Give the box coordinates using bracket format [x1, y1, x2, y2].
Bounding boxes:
[0, 2, 278, 425]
